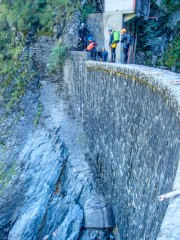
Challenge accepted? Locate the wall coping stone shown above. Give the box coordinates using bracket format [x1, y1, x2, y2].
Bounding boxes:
[86, 61, 180, 115]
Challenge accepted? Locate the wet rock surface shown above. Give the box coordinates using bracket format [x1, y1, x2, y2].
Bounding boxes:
[0, 36, 116, 239]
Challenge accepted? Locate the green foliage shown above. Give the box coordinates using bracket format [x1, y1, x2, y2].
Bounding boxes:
[156, 57, 163, 66]
[0, 0, 82, 120]
[137, 19, 161, 51]
[81, 2, 96, 21]
[136, 1, 180, 72]
[0, 0, 73, 36]
[48, 43, 69, 72]
[33, 102, 44, 126]
[144, 51, 153, 66]
[145, 51, 152, 57]
[0, 142, 6, 158]
[0, 60, 37, 112]
[0, 0, 80, 71]
[0, 161, 16, 193]
[0, 13, 24, 72]
[161, 0, 180, 12]
[163, 36, 180, 70]
[5, 78, 25, 111]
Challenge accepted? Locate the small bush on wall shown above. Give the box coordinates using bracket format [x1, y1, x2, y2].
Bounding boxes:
[163, 36, 180, 71]
[81, 1, 96, 21]
[48, 43, 69, 72]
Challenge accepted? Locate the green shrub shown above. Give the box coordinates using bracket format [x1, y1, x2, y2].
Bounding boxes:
[161, 0, 180, 12]
[0, 0, 72, 35]
[0, 59, 37, 111]
[34, 102, 44, 126]
[81, 2, 95, 21]
[0, 0, 80, 119]
[0, 161, 16, 193]
[163, 36, 180, 70]
[48, 44, 69, 72]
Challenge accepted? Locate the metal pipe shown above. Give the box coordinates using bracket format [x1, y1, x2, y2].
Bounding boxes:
[132, 19, 137, 64]
[158, 190, 180, 201]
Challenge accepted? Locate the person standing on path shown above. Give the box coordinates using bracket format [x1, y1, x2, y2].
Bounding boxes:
[85, 37, 97, 61]
[120, 28, 133, 64]
[101, 48, 108, 62]
[108, 28, 115, 62]
[78, 23, 90, 50]
[108, 28, 119, 62]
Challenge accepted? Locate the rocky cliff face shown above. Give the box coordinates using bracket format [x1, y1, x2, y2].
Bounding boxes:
[136, 0, 180, 73]
[0, 8, 115, 239]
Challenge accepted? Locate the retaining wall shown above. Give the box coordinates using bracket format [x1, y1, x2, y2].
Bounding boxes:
[64, 52, 180, 239]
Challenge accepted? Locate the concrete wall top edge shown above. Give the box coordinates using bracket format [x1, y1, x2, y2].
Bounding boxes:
[85, 61, 180, 116]
[103, 9, 135, 14]
[88, 10, 135, 16]
[104, 0, 134, 12]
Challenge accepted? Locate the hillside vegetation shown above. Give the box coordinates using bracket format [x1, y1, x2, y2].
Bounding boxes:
[0, 0, 78, 73]
[0, 0, 82, 114]
[136, 0, 180, 72]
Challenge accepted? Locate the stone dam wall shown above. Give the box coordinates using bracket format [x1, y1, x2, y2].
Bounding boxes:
[64, 52, 180, 239]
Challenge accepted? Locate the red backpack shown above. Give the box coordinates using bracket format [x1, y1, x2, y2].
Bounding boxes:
[86, 42, 95, 51]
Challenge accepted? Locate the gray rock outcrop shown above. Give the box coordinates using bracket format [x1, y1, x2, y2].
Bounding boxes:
[1, 35, 115, 240]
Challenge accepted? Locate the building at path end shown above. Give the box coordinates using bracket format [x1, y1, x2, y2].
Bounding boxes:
[87, 0, 150, 62]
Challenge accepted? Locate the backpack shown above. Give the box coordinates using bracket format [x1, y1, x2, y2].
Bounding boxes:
[111, 42, 117, 48]
[113, 31, 120, 43]
[127, 34, 133, 45]
[86, 42, 95, 51]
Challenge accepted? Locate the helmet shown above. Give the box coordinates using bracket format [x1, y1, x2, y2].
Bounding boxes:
[81, 23, 85, 28]
[88, 36, 92, 41]
[121, 28, 127, 33]
[108, 27, 112, 31]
